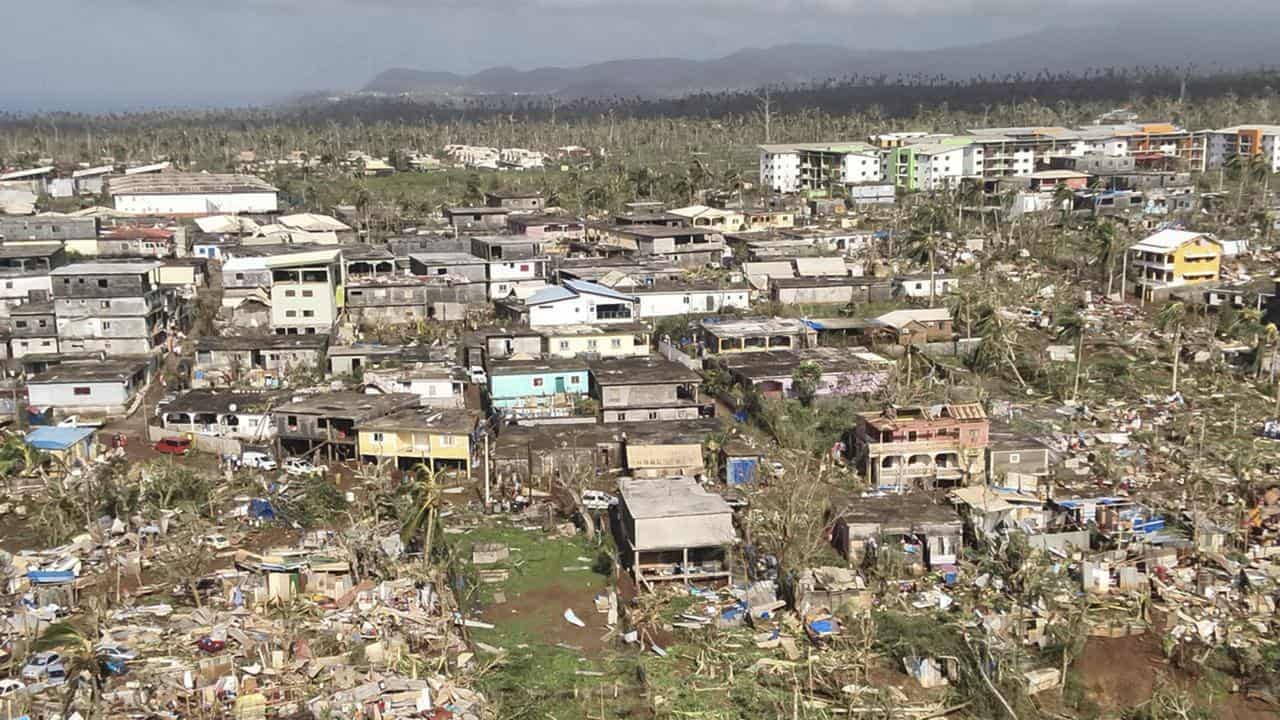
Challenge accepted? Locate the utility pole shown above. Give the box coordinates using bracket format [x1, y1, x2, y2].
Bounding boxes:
[483, 430, 491, 509]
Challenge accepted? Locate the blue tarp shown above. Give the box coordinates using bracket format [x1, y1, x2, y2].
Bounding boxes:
[808, 618, 836, 635]
[248, 499, 276, 520]
[27, 570, 76, 584]
[26, 425, 95, 451]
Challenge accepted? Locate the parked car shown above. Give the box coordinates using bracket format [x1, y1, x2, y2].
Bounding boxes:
[196, 636, 226, 654]
[153, 437, 192, 456]
[0, 679, 24, 697]
[202, 534, 231, 551]
[95, 644, 138, 663]
[469, 366, 487, 384]
[283, 458, 323, 477]
[581, 490, 617, 511]
[241, 451, 278, 471]
[20, 651, 63, 682]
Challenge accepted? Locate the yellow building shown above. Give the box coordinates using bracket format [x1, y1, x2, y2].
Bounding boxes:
[357, 408, 481, 473]
[539, 323, 651, 359]
[1128, 230, 1221, 302]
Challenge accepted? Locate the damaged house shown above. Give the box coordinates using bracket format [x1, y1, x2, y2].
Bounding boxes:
[192, 334, 329, 389]
[850, 403, 990, 491]
[831, 493, 963, 572]
[588, 356, 704, 423]
[619, 476, 737, 588]
[711, 346, 895, 400]
[274, 391, 420, 460]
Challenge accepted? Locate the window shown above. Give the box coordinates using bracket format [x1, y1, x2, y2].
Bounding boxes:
[1008, 453, 1021, 464]
[37, 319, 46, 328]
[559, 341, 570, 350]
[286, 415, 298, 428]
[302, 290, 314, 297]
[14, 320, 26, 329]
[438, 435, 456, 447]
[611, 338, 622, 348]
[533, 377, 544, 387]
[587, 340, 598, 349]
[101, 300, 111, 309]
[102, 321, 111, 330]
[73, 386, 92, 396]
[570, 376, 580, 384]
[41, 340, 51, 347]
[520, 264, 529, 272]
[648, 411, 659, 420]
[286, 310, 297, 318]
[617, 412, 627, 421]
[235, 273, 245, 281]
[372, 432, 384, 442]
[683, 295, 691, 304]
[4, 282, 10, 289]
[98, 279, 108, 288]
[302, 310, 315, 318]
[285, 290, 296, 297]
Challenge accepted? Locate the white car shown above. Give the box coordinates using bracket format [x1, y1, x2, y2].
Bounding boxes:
[283, 458, 323, 477]
[581, 490, 617, 511]
[202, 534, 231, 551]
[241, 452, 278, 471]
[96, 643, 138, 662]
[21, 651, 63, 682]
[0, 679, 24, 697]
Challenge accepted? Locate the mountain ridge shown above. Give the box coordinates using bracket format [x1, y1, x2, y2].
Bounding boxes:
[363, 20, 1280, 99]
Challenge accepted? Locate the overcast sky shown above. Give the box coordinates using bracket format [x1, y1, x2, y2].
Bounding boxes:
[3, 1, 1276, 111]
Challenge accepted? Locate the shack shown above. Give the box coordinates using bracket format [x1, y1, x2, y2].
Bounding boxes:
[618, 477, 737, 588]
[831, 494, 963, 573]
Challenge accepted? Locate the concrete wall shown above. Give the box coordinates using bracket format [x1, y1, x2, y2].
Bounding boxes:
[599, 384, 679, 408]
[637, 290, 749, 318]
[28, 380, 134, 414]
[603, 406, 699, 423]
[113, 191, 278, 215]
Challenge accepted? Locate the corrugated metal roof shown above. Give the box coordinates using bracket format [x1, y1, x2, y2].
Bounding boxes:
[946, 403, 987, 420]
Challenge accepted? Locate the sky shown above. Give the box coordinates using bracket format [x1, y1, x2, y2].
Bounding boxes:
[4, 1, 1277, 112]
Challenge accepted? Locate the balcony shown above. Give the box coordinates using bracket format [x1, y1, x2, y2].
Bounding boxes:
[865, 438, 963, 455]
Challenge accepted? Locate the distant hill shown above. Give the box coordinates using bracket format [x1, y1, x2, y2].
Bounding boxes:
[364, 20, 1280, 99]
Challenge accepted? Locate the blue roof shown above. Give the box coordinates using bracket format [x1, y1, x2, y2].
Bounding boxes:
[526, 285, 576, 306]
[26, 425, 96, 450]
[527, 280, 636, 306]
[563, 279, 636, 303]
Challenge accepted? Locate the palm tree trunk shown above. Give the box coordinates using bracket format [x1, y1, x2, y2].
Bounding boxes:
[1072, 332, 1084, 402]
[928, 248, 936, 308]
[1171, 327, 1182, 394]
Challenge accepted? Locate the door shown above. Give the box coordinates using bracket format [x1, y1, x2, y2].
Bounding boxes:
[554, 376, 566, 393]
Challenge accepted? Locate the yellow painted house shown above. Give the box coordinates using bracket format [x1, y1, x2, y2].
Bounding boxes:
[357, 407, 481, 473]
[539, 324, 651, 359]
[1128, 229, 1221, 302]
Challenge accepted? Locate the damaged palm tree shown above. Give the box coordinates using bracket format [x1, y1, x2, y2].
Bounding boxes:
[402, 462, 444, 566]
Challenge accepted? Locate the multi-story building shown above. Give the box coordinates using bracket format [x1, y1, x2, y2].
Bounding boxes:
[1127, 229, 1221, 303]
[759, 142, 885, 195]
[265, 248, 341, 335]
[50, 261, 166, 356]
[1205, 125, 1280, 173]
[851, 403, 990, 491]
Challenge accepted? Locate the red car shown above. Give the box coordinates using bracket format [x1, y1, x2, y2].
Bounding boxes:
[195, 636, 225, 654]
[153, 437, 192, 456]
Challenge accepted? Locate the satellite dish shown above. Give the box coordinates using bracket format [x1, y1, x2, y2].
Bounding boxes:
[228, 403, 238, 413]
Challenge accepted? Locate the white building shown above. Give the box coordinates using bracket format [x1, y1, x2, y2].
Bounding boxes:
[108, 172, 278, 215]
[911, 144, 973, 190]
[758, 142, 885, 194]
[759, 145, 801, 193]
[264, 248, 340, 335]
[632, 284, 751, 318]
[525, 280, 638, 327]
[26, 357, 152, 418]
